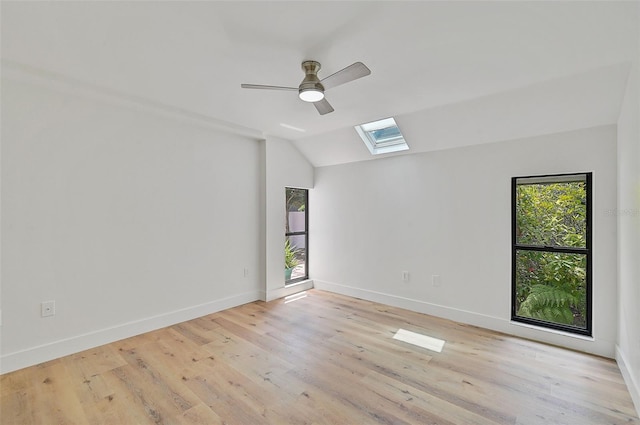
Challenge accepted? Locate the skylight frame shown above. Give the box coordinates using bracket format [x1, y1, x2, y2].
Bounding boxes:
[355, 117, 409, 155]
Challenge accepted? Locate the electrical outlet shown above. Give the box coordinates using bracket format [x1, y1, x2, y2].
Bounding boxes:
[402, 271, 410, 282]
[41, 301, 55, 317]
[432, 275, 442, 287]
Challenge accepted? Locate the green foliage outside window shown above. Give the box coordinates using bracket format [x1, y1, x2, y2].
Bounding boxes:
[515, 181, 588, 328]
[285, 239, 300, 269]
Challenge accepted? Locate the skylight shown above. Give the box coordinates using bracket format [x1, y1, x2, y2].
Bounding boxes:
[355, 117, 409, 155]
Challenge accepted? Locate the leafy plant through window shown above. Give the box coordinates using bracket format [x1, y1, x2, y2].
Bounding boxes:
[285, 188, 308, 284]
[512, 173, 592, 335]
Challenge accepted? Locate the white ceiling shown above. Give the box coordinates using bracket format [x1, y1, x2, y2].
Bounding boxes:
[2, 1, 638, 167]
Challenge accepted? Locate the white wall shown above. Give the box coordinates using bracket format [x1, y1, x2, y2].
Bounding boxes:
[262, 136, 314, 301]
[295, 63, 631, 168]
[616, 55, 640, 412]
[312, 125, 618, 358]
[1, 74, 263, 373]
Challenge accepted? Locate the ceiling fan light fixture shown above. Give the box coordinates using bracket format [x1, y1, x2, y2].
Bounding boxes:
[299, 88, 324, 103]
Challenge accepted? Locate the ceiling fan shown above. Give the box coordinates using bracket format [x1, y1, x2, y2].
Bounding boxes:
[241, 60, 371, 115]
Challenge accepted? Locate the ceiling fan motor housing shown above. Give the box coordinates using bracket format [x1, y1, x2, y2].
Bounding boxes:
[299, 61, 325, 100]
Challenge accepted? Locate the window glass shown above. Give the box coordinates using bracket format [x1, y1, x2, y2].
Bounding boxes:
[512, 173, 591, 335]
[285, 188, 308, 283]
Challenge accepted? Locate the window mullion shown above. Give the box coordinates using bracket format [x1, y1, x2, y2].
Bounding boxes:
[515, 245, 588, 255]
[285, 231, 307, 237]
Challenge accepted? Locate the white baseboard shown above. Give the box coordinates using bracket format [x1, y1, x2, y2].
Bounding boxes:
[0, 291, 261, 374]
[313, 280, 615, 358]
[266, 280, 314, 302]
[616, 345, 640, 418]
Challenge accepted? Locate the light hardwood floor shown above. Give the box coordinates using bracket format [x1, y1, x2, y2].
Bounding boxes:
[1, 289, 638, 424]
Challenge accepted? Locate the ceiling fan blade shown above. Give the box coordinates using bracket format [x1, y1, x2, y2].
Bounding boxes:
[241, 83, 298, 91]
[320, 62, 371, 90]
[313, 98, 334, 115]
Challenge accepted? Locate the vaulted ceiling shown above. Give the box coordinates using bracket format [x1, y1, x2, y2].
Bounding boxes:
[2, 1, 638, 166]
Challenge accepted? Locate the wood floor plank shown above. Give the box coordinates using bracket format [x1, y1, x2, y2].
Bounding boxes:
[1, 289, 638, 424]
[360, 369, 500, 425]
[4, 360, 86, 425]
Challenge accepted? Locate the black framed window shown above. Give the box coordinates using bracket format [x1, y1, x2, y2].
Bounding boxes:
[512, 173, 592, 336]
[285, 188, 308, 284]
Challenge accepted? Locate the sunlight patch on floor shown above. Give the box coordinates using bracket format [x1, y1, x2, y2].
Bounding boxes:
[393, 328, 445, 353]
[284, 291, 308, 304]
